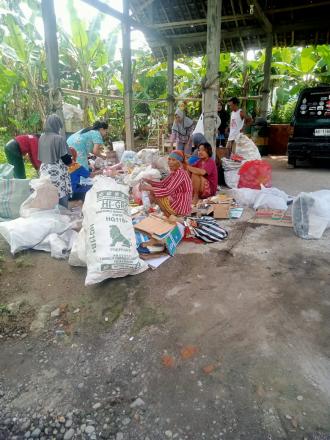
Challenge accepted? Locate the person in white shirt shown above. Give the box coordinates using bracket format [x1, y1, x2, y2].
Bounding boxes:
[227, 97, 251, 152]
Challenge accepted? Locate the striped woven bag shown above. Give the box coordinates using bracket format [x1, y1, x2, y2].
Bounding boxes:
[191, 216, 228, 243]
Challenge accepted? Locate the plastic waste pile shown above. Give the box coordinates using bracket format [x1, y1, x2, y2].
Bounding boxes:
[222, 134, 271, 189]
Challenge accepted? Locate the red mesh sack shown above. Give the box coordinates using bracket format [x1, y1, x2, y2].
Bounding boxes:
[238, 160, 272, 189]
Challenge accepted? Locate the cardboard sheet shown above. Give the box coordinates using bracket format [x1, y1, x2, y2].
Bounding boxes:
[146, 255, 171, 270]
[249, 209, 292, 227]
[213, 204, 231, 219]
[134, 216, 174, 236]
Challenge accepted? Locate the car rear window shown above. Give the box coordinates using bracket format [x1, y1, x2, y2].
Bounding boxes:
[296, 89, 330, 119]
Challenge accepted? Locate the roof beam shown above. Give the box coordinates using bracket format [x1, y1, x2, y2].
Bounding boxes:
[250, 0, 272, 33]
[148, 19, 329, 48]
[265, 1, 330, 14]
[81, 0, 167, 44]
[143, 2, 330, 32]
[149, 14, 253, 29]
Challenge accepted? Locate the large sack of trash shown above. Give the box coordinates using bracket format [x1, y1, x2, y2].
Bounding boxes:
[231, 186, 289, 210]
[235, 134, 261, 161]
[0, 178, 31, 221]
[0, 164, 31, 221]
[137, 148, 159, 164]
[293, 190, 330, 239]
[20, 176, 59, 217]
[238, 160, 272, 189]
[0, 210, 72, 254]
[124, 164, 161, 187]
[81, 176, 147, 285]
[221, 158, 241, 188]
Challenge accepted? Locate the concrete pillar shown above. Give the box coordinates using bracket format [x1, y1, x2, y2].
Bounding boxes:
[167, 45, 175, 132]
[122, 0, 134, 150]
[203, 0, 222, 156]
[41, 0, 65, 132]
[260, 33, 273, 119]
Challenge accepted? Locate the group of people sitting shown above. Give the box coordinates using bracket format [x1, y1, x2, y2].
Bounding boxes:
[4, 96, 248, 217]
[140, 141, 218, 218]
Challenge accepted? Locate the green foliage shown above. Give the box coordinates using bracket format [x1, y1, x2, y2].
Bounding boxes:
[0, 0, 329, 142]
[270, 99, 297, 124]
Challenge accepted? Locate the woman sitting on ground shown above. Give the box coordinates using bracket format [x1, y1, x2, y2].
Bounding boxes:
[140, 150, 193, 217]
[186, 142, 218, 204]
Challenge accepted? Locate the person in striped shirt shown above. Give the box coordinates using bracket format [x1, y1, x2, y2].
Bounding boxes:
[140, 150, 192, 217]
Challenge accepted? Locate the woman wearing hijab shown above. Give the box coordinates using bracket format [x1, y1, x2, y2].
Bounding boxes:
[67, 121, 108, 171]
[170, 109, 194, 154]
[38, 114, 72, 208]
[140, 150, 192, 217]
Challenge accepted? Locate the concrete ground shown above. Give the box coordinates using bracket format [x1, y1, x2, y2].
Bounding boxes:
[0, 157, 330, 440]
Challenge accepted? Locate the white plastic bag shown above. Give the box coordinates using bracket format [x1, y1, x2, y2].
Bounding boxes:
[69, 228, 87, 266]
[231, 188, 260, 207]
[20, 176, 59, 217]
[120, 150, 139, 167]
[124, 165, 161, 187]
[253, 187, 289, 211]
[136, 148, 159, 164]
[293, 190, 330, 239]
[112, 141, 125, 161]
[0, 211, 71, 254]
[192, 114, 204, 136]
[35, 229, 78, 259]
[235, 134, 261, 161]
[222, 158, 242, 189]
[83, 176, 147, 285]
[63, 103, 83, 133]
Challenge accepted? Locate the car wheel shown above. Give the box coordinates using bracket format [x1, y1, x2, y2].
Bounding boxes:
[288, 157, 296, 168]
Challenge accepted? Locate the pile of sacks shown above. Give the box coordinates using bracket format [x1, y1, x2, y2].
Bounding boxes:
[222, 134, 272, 190]
[0, 148, 171, 286]
[0, 176, 78, 258]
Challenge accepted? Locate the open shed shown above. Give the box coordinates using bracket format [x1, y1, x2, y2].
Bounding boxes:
[41, 0, 330, 150]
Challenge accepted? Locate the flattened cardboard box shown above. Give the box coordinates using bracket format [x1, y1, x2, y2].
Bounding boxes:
[213, 204, 231, 219]
[249, 209, 292, 227]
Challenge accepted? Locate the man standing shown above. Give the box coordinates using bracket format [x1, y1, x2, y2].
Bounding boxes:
[227, 97, 251, 152]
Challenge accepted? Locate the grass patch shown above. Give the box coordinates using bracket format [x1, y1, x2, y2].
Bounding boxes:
[15, 255, 34, 268]
[0, 304, 11, 315]
[102, 288, 128, 325]
[133, 306, 167, 334]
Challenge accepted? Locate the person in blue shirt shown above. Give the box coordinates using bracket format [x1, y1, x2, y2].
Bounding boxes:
[68, 147, 92, 201]
[67, 121, 108, 171]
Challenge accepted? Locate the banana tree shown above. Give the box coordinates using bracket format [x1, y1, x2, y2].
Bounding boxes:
[0, 8, 47, 129]
[59, 0, 115, 124]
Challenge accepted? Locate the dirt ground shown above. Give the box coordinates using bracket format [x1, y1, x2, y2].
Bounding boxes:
[0, 157, 330, 440]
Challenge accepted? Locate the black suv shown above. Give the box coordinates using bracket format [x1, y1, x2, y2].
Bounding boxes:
[287, 85, 330, 167]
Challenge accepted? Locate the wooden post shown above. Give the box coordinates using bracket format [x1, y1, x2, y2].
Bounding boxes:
[260, 33, 273, 119]
[122, 0, 134, 150]
[167, 45, 175, 133]
[41, 0, 65, 132]
[203, 0, 222, 155]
